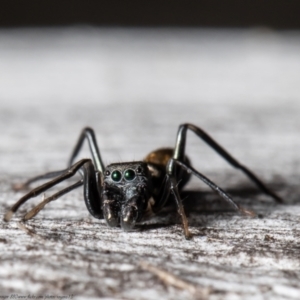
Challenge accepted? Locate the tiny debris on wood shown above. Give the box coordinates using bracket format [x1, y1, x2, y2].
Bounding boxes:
[139, 261, 211, 299]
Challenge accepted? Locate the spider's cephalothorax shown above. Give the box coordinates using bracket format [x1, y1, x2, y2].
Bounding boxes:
[101, 151, 191, 230]
[4, 124, 283, 239]
[102, 162, 153, 230]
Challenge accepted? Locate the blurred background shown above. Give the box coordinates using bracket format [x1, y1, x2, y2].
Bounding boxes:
[0, 0, 299, 179]
[0, 0, 299, 176]
[1, 0, 300, 28]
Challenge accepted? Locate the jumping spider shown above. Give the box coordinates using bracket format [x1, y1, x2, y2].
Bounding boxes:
[4, 124, 283, 239]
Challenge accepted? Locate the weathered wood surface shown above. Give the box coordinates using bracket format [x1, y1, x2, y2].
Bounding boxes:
[0, 28, 300, 300]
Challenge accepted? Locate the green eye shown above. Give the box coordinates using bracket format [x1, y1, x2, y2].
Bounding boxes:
[124, 169, 136, 181]
[111, 170, 122, 182]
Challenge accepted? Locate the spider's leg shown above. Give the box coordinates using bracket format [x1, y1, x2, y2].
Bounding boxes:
[23, 179, 83, 220]
[165, 158, 255, 239]
[144, 166, 190, 238]
[167, 175, 192, 239]
[13, 169, 68, 191]
[14, 127, 104, 190]
[81, 159, 103, 219]
[173, 123, 283, 203]
[151, 175, 171, 213]
[23, 159, 103, 221]
[4, 159, 91, 222]
[168, 159, 255, 217]
[68, 127, 104, 173]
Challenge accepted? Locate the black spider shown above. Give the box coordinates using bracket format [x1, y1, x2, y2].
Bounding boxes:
[4, 124, 283, 239]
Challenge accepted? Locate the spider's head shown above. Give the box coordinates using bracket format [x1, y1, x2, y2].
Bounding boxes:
[102, 161, 152, 230]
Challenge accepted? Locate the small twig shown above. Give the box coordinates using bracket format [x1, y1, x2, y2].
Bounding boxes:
[17, 221, 69, 251]
[17, 221, 47, 242]
[139, 261, 210, 299]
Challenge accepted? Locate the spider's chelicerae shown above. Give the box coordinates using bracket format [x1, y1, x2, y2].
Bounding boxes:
[4, 124, 283, 239]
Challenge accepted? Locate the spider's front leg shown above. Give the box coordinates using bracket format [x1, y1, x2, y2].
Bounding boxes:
[4, 159, 103, 222]
[166, 170, 192, 239]
[165, 158, 253, 240]
[12, 127, 104, 192]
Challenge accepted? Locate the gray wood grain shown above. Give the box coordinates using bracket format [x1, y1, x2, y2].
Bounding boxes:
[0, 28, 300, 300]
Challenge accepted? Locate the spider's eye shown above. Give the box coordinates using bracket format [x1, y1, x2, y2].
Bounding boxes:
[124, 169, 136, 181]
[111, 170, 122, 182]
[105, 170, 110, 176]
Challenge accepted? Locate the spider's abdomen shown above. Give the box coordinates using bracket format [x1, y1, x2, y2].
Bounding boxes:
[144, 148, 191, 190]
[144, 148, 174, 167]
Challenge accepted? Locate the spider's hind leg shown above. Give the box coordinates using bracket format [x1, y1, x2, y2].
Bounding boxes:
[173, 123, 283, 203]
[68, 127, 104, 173]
